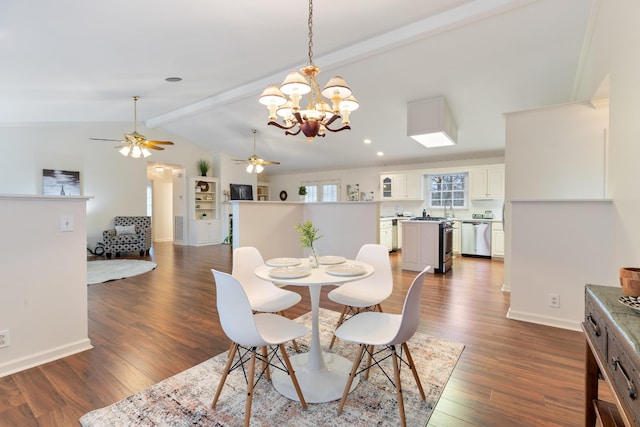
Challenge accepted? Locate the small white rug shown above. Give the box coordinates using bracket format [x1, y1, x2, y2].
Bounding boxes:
[87, 260, 157, 285]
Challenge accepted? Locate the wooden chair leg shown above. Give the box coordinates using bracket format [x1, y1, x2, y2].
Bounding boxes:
[244, 348, 257, 427]
[279, 344, 308, 409]
[213, 342, 238, 408]
[330, 305, 350, 349]
[402, 342, 425, 400]
[261, 346, 270, 381]
[364, 345, 374, 380]
[391, 345, 406, 427]
[337, 344, 366, 414]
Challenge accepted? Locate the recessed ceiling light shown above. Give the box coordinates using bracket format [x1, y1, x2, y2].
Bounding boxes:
[165, 77, 182, 82]
[364, 139, 371, 144]
[377, 151, 384, 156]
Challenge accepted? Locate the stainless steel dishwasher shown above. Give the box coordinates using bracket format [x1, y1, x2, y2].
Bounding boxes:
[461, 221, 491, 258]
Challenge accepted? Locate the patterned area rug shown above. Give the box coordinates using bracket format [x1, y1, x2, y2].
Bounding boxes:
[79, 309, 464, 426]
[87, 260, 157, 285]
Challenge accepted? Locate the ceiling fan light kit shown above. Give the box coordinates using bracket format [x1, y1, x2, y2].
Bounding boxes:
[258, 0, 358, 142]
[235, 129, 280, 174]
[90, 96, 174, 158]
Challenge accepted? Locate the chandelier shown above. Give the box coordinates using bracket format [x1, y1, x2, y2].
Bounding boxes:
[258, 0, 358, 142]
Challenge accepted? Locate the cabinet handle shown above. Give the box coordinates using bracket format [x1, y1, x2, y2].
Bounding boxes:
[612, 356, 637, 399]
[586, 315, 601, 337]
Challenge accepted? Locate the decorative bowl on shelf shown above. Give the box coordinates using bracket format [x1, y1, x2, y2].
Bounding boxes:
[620, 267, 640, 296]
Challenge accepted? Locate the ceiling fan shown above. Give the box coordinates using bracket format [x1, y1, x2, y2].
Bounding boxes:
[90, 96, 174, 158]
[234, 129, 280, 173]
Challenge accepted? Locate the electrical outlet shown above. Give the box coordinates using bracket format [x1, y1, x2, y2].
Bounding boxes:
[548, 293, 560, 308]
[0, 330, 9, 348]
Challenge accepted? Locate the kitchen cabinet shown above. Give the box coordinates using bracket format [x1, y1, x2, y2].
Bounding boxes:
[491, 222, 504, 258]
[380, 173, 423, 200]
[188, 177, 221, 246]
[452, 220, 461, 254]
[397, 220, 403, 249]
[380, 218, 393, 251]
[470, 166, 504, 200]
[401, 221, 438, 272]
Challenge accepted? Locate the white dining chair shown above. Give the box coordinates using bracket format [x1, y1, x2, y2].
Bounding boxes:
[335, 266, 430, 427]
[327, 243, 393, 349]
[233, 246, 302, 313]
[211, 269, 308, 427]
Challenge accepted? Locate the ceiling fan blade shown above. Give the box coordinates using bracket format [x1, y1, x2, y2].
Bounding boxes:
[90, 137, 124, 142]
[261, 160, 280, 165]
[146, 145, 165, 151]
[146, 140, 174, 145]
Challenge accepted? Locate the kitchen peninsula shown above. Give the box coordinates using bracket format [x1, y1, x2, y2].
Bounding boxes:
[402, 218, 452, 273]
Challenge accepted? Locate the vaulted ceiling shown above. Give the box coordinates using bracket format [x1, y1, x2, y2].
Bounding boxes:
[0, 0, 596, 173]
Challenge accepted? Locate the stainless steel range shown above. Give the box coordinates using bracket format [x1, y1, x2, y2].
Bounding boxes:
[409, 216, 453, 273]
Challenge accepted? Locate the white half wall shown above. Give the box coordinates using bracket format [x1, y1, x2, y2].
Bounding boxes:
[507, 200, 613, 330]
[0, 195, 92, 377]
[232, 201, 380, 261]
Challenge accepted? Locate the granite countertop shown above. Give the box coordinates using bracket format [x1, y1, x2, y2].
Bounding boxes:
[586, 284, 640, 354]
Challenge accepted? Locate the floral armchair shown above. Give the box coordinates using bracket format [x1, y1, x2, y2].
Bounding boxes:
[103, 216, 152, 258]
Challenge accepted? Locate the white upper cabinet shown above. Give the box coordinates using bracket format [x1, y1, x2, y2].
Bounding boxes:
[380, 173, 423, 200]
[470, 166, 504, 200]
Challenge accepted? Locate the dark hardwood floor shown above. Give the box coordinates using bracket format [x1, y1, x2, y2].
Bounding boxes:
[0, 243, 598, 426]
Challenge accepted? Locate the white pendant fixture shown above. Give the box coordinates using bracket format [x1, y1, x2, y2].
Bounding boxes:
[407, 96, 457, 148]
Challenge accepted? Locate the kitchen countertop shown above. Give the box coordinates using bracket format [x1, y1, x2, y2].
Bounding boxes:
[381, 216, 502, 222]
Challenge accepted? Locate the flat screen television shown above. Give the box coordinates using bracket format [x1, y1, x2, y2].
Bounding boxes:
[230, 184, 253, 201]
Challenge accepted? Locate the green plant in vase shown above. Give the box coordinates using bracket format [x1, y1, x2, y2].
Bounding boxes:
[294, 220, 322, 268]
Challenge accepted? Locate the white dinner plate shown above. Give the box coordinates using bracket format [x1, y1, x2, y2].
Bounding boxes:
[269, 267, 311, 279]
[318, 256, 346, 265]
[265, 257, 301, 267]
[325, 264, 367, 277]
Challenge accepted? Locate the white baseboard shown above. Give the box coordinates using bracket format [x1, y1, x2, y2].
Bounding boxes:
[506, 308, 581, 331]
[0, 339, 93, 378]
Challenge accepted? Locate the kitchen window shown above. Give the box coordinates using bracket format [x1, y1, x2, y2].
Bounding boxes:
[301, 181, 340, 202]
[428, 173, 468, 209]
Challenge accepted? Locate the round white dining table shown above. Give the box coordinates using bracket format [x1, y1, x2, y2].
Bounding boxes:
[254, 258, 374, 403]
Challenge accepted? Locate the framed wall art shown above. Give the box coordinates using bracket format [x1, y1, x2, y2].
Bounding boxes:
[42, 169, 80, 195]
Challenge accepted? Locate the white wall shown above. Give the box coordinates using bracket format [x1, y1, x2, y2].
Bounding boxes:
[0, 122, 215, 248]
[0, 195, 92, 376]
[507, 200, 613, 330]
[505, 103, 609, 200]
